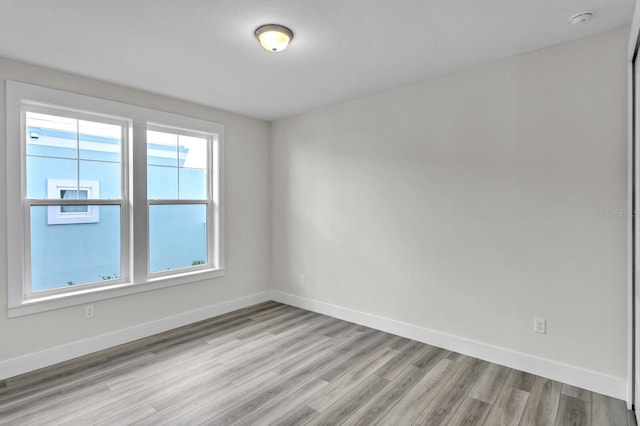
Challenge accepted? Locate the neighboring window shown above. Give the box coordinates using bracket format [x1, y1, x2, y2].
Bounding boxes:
[6, 81, 224, 317]
[47, 179, 100, 224]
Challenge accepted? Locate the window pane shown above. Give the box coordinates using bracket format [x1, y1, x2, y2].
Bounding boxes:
[179, 134, 207, 200]
[149, 204, 207, 273]
[147, 130, 177, 167]
[30, 205, 121, 292]
[148, 129, 208, 200]
[147, 166, 178, 199]
[179, 135, 207, 169]
[27, 157, 78, 199]
[79, 160, 120, 199]
[179, 168, 207, 199]
[79, 119, 122, 162]
[26, 112, 78, 159]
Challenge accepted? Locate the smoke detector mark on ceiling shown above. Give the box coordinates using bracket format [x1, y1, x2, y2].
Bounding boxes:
[570, 11, 594, 26]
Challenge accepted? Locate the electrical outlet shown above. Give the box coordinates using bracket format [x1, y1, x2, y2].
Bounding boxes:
[534, 317, 546, 334]
[299, 274, 306, 285]
[85, 305, 95, 319]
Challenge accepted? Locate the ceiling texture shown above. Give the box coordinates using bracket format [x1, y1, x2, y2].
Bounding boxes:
[0, 0, 635, 121]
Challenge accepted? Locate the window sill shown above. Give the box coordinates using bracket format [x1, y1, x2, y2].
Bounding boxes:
[8, 268, 225, 318]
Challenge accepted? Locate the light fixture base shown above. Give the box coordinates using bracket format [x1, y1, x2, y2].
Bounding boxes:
[255, 24, 294, 53]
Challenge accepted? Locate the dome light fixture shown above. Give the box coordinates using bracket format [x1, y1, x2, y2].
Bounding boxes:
[255, 24, 294, 52]
[569, 11, 594, 26]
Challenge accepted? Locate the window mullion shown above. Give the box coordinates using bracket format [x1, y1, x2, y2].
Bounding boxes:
[131, 120, 148, 284]
[75, 118, 80, 195]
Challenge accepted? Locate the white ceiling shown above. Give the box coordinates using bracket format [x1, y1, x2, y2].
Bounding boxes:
[0, 0, 634, 121]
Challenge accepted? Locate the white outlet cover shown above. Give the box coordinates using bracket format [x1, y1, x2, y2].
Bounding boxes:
[85, 305, 95, 319]
[534, 317, 546, 334]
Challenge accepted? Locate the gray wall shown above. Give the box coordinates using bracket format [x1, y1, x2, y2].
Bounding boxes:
[0, 58, 271, 361]
[270, 27, 629, 379]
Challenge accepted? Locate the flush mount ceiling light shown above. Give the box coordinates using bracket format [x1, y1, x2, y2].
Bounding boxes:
[255, 24, 294, 52]
[569, 11, 594, 26]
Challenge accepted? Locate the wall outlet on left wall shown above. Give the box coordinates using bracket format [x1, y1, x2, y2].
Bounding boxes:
[85, 305, 95, 319]
[533, 317, 546, 334]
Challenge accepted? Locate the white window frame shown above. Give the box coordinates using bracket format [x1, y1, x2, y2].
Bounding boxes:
[21, 106, 129, 302]
[6, 81, 225, 317]
[146, 124, 216, 277]
[47, 179, 100, 225]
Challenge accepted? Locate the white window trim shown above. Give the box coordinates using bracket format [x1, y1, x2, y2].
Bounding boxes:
[47, 179, 100, 225]
[6, 81, 225, 317]
[21, 105, 130, 303]
[145, 124, 216, 278]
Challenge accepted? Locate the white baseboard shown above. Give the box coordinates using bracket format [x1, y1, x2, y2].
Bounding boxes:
[270, 290, 628, 401]
[0, 291, 271, 381]
[1, 289, 628, 403]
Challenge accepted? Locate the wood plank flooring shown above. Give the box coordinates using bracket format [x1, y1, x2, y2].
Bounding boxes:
[0, 301, 635, 425]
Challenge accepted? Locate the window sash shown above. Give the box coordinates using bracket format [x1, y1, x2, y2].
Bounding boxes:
[144, 125, 216, 277]
[146, 199, 217, 278]
[23, 199, 128, 300]
[24, 106, 126, 202]
[21, 105, 129, 299]
[146, 124, 213, 201]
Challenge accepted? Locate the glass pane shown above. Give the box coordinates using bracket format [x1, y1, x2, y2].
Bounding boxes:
[179, 134, 207, 200]
[149, 204, 207, 273]
[147, 166, 178, 199]
[26, 157, 77, 199]
[147, 130, 177, 167]
[179, 134, 207, 169]
[179, 168, 207, 200]
[26, 112, 78, 159]
[79, 119, 122, 162]
[79, 160, 121, 199]
[30, 205, 121, 292]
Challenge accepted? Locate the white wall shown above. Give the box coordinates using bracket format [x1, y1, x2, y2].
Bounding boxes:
[0, 26, 630, 393]
[271, 27, 629, 380]
[0, 58, 271, 362]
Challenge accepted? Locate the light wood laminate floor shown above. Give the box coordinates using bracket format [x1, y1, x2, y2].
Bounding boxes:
[0, 301, 635, 425]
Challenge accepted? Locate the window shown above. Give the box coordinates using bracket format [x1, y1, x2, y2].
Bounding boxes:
[147, 127, 211, 274]
[47, 180, 100, 224]
[6, 81, 224, 316]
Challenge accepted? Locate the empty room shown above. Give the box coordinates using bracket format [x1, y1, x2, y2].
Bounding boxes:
[1, 0, 639, 424]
